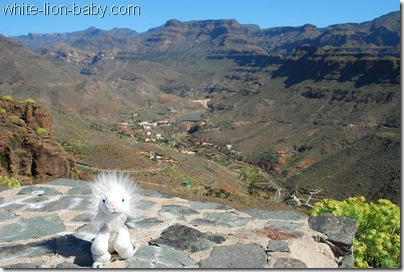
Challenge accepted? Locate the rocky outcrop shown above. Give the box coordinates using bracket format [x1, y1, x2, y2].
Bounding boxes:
[0, 178, 357, 268]
[0, 96, 78, 184]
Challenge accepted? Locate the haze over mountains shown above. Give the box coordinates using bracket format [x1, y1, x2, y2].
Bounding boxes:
[0, 11, 400, 204]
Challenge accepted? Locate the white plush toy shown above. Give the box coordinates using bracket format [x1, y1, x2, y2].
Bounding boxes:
[88, 171, 140, 267]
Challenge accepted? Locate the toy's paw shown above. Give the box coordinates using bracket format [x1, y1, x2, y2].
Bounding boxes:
[92, 251, 111, 264]
[118, 246, 134, 259]
[92, 261, 109, 268]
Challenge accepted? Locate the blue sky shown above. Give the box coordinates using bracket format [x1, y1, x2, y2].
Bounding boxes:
[0, 0, 400, 37]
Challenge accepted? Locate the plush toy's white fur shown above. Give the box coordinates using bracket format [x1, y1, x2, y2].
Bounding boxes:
[88, 171, 140, 266]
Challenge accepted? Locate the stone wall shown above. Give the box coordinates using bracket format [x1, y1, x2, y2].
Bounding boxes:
[0, 179, 356, 268]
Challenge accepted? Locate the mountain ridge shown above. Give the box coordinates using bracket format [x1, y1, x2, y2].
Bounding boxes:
[0, 11, 400, 204]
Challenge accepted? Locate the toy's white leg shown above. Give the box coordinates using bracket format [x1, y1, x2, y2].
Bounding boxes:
[114, 226, 134, 259]
[91, 227, 112, 264]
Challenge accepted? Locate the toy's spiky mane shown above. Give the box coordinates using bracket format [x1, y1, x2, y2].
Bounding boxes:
[89, 171, 140, 229]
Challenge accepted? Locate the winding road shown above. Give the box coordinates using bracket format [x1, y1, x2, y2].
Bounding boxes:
[263, 171, 285, 203]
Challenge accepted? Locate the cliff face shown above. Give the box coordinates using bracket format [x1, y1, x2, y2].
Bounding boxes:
[0, 96, 78, 184]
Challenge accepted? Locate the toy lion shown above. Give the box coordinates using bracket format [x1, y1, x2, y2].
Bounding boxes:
[88, 171, 140, 267]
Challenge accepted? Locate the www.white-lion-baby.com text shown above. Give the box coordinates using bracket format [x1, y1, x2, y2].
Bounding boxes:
[2, 2, 140, 17]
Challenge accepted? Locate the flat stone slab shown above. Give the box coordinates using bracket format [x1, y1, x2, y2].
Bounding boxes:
[190, 212, 251, 227]
[266, 240, 290, 252]
[189, 201, 232, 211]
[127, 217, 164, 230]
[149, 224, 225, 252]
[0, 240, 56, 261]
[199, 243, 267, 268]
[18, 186, 62, 196]
[0, 211, 17, 221]
[308, 216, 357, 251]
[159, 205, 199, 220]
[0, 214, 65, 242]
[126, 245, 195, 268]
[271, 257, 308, 268]
[243, 209, 306, 221]
[136, 200, 157, 211]
[27, 195, 90, 212]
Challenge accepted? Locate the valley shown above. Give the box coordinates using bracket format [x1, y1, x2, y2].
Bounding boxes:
[0, 11, 400, 210]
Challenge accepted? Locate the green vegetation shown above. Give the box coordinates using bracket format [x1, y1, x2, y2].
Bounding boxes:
[36, 127, 47, 135]
[0, 175, 21, 188]
[0, 108, 6, 115]
[24, 99, 37, 104]
[9, 115, 25, 124]
[3, 95, 14, 101]
[0, 150, 10, 174]
[312, 196, 400, 268]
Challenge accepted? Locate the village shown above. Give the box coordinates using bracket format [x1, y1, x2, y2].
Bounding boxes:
[111, 112, 292, 168]
[111, 112, 248, 165]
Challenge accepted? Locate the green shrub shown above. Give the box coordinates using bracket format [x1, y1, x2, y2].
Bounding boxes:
[24, 99, 36, 104]
[3, 95, 14, 101]
[0, 108, 6, 115]
[37, 127, 47, 135]
[311, 196, 400, 268]
[0, 176, 21, 188]
[9, 115, 25, 124]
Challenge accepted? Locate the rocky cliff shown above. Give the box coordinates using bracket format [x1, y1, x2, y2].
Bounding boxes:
[0, 96, 78, 184]
[0, 178, 357, 268]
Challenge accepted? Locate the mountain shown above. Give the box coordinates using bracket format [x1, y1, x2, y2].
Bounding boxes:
[0, 35, 203, 123]
[2, 11, 401, 204]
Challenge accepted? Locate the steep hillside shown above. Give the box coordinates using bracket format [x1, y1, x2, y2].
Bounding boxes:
[0, 96, 79, 184]
[0, 35, 203, 124]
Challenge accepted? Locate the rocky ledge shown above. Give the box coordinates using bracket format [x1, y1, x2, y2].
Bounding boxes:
[0, 179, 357, 268]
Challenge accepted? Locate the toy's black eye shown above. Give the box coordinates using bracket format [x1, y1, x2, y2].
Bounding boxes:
[122, 198, 125, 202]
[102, 199, 106, 203]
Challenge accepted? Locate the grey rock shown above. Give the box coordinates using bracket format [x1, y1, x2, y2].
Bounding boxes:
[266, 240, 290, 252]
[199, 243, 267, 268]
[190, 212, 250, 227]
[127, 217, 163, 230]
[136, 200, 157, 211]
[0, 214, 65, 242]
[0, 186, 9, 192]
[271, 257, 307, 268]
[46, 178, 89, 188]
[159, 205, 199, 221]
[308, 216, 357, 253]
[243, 209, 306, 221]
[0, 197, 4, 204]
[339, 253, 355, 268]
[0, 239, 56, 260]
[0, 211, 17, 221]
[73, 223, 98, 242]
[67, 186, 92, 196]
[264, 221, 305, 239]
[0, 202, 25, 211]
[27, 195, 90, 212]
[23, 195, 49, 204]
[149, 224, 225, 252]
[71, 212, 92, 222]
[126, 245, 195, 268]
[189, 201, 232, 211]
[137, 188, 172, 198]
[3, 262, 46, 268]
[17, 186, 61, 196]
[55, 262, 86, 268]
